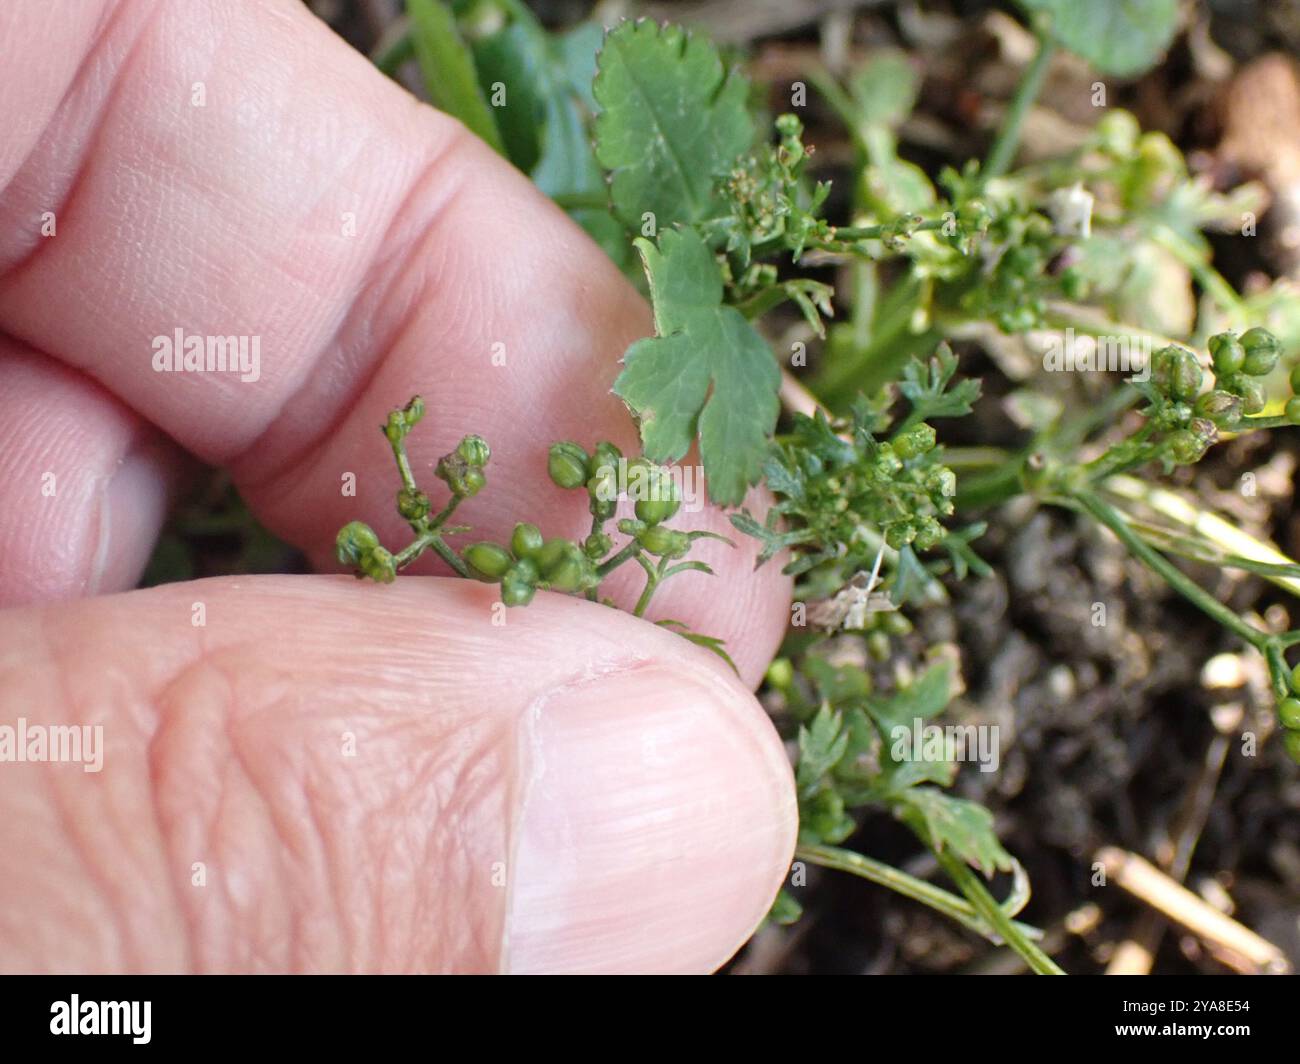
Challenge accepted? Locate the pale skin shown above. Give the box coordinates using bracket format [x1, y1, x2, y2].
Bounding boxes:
[0, 0, 796, 973]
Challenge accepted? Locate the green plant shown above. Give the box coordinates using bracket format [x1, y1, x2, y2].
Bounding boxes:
[350, 0, 1300, 973]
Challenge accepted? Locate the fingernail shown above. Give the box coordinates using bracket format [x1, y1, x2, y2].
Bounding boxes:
[505, 665, 796, 974]
[90, 445, 172, 595]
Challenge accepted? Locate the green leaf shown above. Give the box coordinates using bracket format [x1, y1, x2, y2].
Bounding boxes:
[796, 704, 849, 796]
[465, 12, 630, 268]
[593, 20, 753, 231]
[895, 787, 1014, 878]
[1018, 0, 1178, 77]
[863, 658, 954, 734]
[850, 50, 919, 129]
[614, 228, 780, 504]
[406, 0, 505, 155]
[898, 343, 982, 423]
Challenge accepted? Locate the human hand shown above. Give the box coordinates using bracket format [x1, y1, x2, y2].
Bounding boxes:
[0, 0, 795, 974]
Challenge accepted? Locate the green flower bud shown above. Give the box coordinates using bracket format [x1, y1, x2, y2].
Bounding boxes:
[1240, 327, 1280, 376]
[360, 545, 396, 583]
[1193, 390, 1242, 428]
[464, 542, 513, 581]
[914, 517, 944, 551]
[435, 450, 486, 497]
[538, 541, 594, 592]
[893, 423, 937, 460]
[383, 412, 406, 445]
[510, 522, 544, 560]
[1168, 348, 1203, 401]
[616, 518, 646, 538]
[885, 522, 915, 550]
[631, 460, 681, 525]
[335, 521, 380, 566]
[1166, 428, 1209, 464]
[1279, 696, 1300, 730]
[1210, 333, 1245, 376]
[637, 525, 677, 556]
[547, 441, 590, 490]
[583, 532, 612, 559]
[501, 560, 538, 607]
[456, 434, 491, 467]
[396, 488, 429, 521]
[533, 538, 573, 574]
[1290, 362, 1300, 394]
[1286, 397, 1300, 425]
[1290, 663, 1300, 694]
[592, 441, 623, 470]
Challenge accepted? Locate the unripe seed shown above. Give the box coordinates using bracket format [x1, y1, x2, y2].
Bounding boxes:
[1279, 696, 1300, 730]
[1209, 333, 1245, 376]
[510, 522, 544, 560]
[1240, 327, 1280, 376]
[1193, 390, 1242, 428]
[464, 542, 513, 581]
[547, 441, 590, 489]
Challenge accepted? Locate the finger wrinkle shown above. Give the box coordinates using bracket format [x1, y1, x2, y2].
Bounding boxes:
[225, 120, 472, 493]
[0, 0, 163, 280]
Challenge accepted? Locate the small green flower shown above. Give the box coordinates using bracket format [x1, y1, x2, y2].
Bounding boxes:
[336, 520, 380, 566]
[893, 423, 937, 460]
[397, 488, 430, 521]
[456, 434, 491, 467]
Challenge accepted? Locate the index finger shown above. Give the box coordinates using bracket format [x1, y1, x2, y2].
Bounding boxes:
[0, 0, 791, 681]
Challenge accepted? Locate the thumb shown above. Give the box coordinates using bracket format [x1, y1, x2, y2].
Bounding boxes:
[0, 576, 795, 974]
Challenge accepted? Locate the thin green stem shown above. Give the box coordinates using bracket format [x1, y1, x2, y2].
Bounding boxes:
[428, 536, 470, 578]
[551, 191, 611, 212]
[596, 541, 641, 578]
[1151, 227, 1245, 317]
[1073, 489, 1266, 648]
[933, 849, 1065, 974]
[797, 844, 1043, 945]
[981, 32, 1056, 183]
